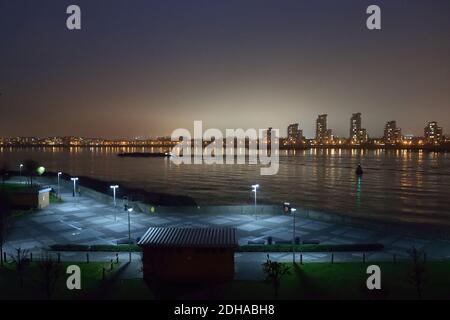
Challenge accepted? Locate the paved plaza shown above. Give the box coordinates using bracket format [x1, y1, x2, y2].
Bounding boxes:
[4, 179, 450, 270]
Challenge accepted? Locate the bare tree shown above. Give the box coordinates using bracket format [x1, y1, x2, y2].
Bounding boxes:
[407, 246, 426, 299]
[38, 252, 63, 299]
[0, 162, 10, 184]
[10, 247, 30, 287]
[262, 254, 291, 299]
[23, 160, 39, 186]
[0, 191, 11, 267]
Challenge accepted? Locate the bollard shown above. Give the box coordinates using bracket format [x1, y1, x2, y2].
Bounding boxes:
[116, 253, 119, 264]
[102, 267, 106, 280]
[110, 259, 114, 271]
[300, 254, 303, 265]
[30, 252, 33, 262]
[331, 253, 334, 264]
[363, 253, 366, 264]
[86, 253, 89, 264]
[58, 252, 61, 263]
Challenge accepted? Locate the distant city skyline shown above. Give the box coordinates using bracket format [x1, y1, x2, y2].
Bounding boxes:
[0, 110, 447, 141]
[1, 1, 449, 138]
[0, 117, 445, 144]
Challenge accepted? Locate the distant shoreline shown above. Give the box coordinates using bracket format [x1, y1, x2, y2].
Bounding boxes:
[1, 145, 449, 152]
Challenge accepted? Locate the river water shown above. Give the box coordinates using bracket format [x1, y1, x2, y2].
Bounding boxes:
[1, 147, 449, 226]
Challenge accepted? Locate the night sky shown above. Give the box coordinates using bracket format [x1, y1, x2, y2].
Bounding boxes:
[0, 0, 449, 138]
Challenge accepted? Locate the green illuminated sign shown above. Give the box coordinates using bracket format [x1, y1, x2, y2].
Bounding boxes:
[36, 166, 46, 176]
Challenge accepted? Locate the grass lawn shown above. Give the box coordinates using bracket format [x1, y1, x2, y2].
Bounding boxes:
[0, 261, 140, 300]
[9, 209, 35, 218]
[115, 261, 450, 300]
[50, 193, 63, 204]
[220, 261, 450, 300]
[0, 183, 30, 191]
[1, 260, 449, 299]
[106, 278, 154, 300]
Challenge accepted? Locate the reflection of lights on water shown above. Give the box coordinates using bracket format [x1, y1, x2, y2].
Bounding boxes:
[356, 176, 362, 206]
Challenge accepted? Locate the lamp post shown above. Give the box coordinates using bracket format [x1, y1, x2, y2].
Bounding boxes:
[124, 205, 133, 262]
[71, 177, 79, 197]
[110, 185, 119, 221]
[252, 184, 259, 219]
[57, 172, 62, 199]
[19, 164, 23, 183]
[291, 208, 297, 264]
[110, 185, 119, 207]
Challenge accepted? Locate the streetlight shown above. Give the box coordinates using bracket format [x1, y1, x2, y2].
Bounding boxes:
[251, 184, 259, 218]
[71, 177, 79, 197]
[124, 204, 133, 262]
[57, 172, 62, 199]
[291, 207, 297, 264]
[110, 185, 119, 207]
[19, 164, 23, 183]
[110, 185, 119, 221]
[283, 202, 297, 263]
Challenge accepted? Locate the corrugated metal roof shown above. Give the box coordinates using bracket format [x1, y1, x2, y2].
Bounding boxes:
[137, 227, 237, 247]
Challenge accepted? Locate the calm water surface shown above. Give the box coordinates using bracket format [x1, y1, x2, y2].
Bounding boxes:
[1, 147, 449, 226]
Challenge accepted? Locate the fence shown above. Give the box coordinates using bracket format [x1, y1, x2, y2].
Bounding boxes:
[1, 249, 431, 267]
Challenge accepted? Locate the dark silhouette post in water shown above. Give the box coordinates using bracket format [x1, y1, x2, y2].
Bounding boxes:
[355, 163, 364, 176]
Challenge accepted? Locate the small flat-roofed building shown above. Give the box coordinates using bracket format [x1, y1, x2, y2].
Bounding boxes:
[138, 227, 237, 282]
[5, 187, 51, 209]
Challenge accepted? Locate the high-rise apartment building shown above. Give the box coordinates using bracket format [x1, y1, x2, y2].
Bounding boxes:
[384, 121, 402, 144]
[287, 123, 304, 143]
[350, 113, 368, 144]
[316, 114, 331, 143]
[424, 121, 443, 144]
